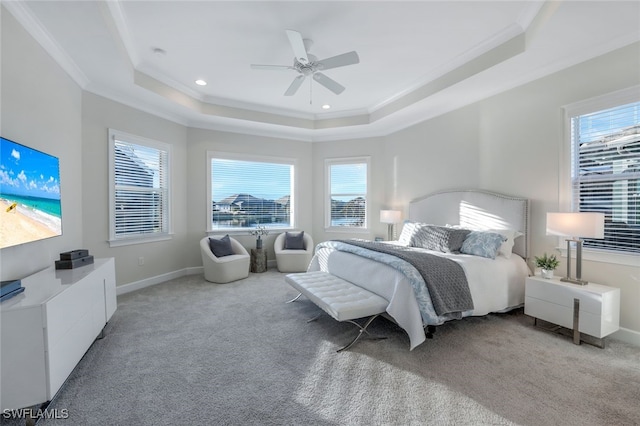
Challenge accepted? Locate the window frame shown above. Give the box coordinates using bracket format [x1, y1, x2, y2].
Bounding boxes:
[324, 156, 371, 233]
[561, 86, 639, 266]
[206, 151, 297, 234]
[108, 129, 172, 247]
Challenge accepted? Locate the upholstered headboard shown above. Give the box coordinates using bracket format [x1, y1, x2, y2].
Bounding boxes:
[408, 189, 530, 259]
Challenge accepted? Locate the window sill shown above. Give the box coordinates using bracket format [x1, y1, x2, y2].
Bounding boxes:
[207, 228, 295, 237]
[324, 227, 369, 234]
[108, 234, 173, 247]
[557, 246, 638, 268]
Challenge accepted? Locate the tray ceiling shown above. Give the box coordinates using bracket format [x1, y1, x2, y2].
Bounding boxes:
[5, 1, 639, 141]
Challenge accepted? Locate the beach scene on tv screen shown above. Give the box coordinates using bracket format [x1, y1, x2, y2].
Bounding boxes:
[0, 137, 62, 249]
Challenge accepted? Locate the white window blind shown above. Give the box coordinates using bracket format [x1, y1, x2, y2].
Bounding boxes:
[209, 155, 294, 231]
[327, 158, 368, 229]
[571, 101, 640, 254]
[110, 131, 170, 242]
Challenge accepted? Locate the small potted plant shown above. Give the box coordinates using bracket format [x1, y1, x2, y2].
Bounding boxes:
[534, 253, 559, 279]
[249, 225, 269, 249]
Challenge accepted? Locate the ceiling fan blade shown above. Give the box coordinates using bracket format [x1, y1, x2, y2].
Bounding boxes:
[250, 64, 293, 71]
[313, 73, 345, 95]
[284, 75, 306, 96]
[316, 51, 360, 71]
[285, 29, 309, 64]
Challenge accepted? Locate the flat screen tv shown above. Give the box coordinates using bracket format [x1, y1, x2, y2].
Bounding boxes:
[0, 136, 62, 249]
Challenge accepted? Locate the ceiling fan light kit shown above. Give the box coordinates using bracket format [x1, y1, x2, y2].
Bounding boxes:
[251, 29, 359, 97]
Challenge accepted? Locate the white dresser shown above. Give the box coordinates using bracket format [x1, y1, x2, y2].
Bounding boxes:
[0, 258, 117, 410]
[524, 275, 620, 347]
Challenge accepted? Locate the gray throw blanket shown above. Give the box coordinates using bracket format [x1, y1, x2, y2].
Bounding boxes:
[335, 239, 474, 317]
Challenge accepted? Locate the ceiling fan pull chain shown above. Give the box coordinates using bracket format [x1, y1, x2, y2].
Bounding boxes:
[309, 78, 313, 105]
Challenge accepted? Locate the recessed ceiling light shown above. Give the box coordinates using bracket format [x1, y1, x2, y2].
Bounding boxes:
[322, 104, 331, 110]
[195, 79, 207, 86]
[152, 47, 166, 57]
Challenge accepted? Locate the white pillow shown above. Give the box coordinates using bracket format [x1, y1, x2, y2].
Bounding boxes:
[489, 229, 523, 259]
[398, 221, 420, 246]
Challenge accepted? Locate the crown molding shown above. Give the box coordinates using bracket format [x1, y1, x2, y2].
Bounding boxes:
[3, 1, 89, 88]
[7, 0, 638, 144]
[105, 0, 139, 68]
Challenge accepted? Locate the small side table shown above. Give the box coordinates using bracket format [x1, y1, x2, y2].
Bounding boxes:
[250, 248, 267, 273]
[524, 275, 620, 348]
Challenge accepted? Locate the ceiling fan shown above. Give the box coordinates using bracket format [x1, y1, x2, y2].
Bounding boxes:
[251, 30, 360, 96]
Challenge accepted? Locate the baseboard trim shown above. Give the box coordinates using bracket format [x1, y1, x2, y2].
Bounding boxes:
[611, 327, 640, 347]
[116, 263, 282, 295]
[116, 267, 203, 295]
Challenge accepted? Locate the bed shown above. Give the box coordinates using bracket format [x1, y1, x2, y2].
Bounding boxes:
[307, 189, 531, 350]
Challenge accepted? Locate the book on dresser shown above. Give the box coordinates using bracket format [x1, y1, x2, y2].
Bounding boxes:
[0, 279, 24, 302]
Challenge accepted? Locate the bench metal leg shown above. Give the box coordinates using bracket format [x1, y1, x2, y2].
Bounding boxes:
[306, 313, 322, 323]
[337, 314, 387, 353]
[286, 293, 302, 304]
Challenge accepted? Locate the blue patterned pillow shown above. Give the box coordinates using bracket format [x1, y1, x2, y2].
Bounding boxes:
[460, 231, 507, 259]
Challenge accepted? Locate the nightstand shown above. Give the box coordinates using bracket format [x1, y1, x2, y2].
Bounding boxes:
[524, 275, 620, 348]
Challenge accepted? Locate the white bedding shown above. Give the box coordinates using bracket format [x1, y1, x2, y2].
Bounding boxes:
[308, 244, 531, 350]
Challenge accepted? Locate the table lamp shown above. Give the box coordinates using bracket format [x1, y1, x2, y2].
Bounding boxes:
[546, 212, 605, 285]
[380, 210, 401, 241]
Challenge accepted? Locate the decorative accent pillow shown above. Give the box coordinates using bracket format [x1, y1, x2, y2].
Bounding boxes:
[399, 222, 429, 246]
[489, 229, 524, 259]
[398, 221, 416, 245]
[412, 225, 471, 253]
[284, 231, 305, 250]
[460, 231, 507, 259]
[209, 235, 234, 257]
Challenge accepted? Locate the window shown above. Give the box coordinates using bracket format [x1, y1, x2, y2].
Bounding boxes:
[569, 100, 639, 255]
[325, 157, 370, 230]
[108, 130, 171, 246]
[208, 152, 295, 231]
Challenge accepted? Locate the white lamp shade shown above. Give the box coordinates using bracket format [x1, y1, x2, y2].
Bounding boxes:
[546, 212, 605, 238]
[380, 210, 402, 224]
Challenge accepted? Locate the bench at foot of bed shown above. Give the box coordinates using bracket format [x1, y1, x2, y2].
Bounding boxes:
[285, 271, 388, 352]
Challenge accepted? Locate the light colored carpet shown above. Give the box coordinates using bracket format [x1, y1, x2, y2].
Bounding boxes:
[27, 270, 640, 425]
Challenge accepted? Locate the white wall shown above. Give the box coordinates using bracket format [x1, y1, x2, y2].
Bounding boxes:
[466, 43, 640, 340]
[1, 2, 314, 286]
[3, 4, 638, 343]
[311, 136, 387, 243]
[382, 106, 482, 208]
[81, 93, 189, 287]
[186, 128, 314, 268]
[310, 42, 640, 341]
[0, 8, 83, 280]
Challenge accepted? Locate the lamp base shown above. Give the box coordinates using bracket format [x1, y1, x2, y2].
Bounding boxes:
[560, 277, 589, 286]
[562, 239, 589, 285]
